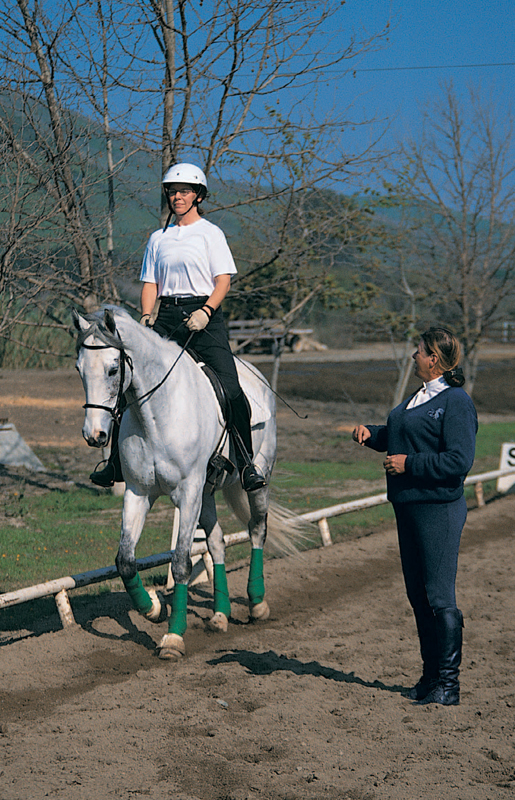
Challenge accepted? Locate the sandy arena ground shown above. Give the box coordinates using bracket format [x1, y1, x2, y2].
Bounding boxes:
[0, 352, 514, 799]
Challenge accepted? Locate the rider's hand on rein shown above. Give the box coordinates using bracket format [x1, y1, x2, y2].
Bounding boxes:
[185, 307, 211, 332]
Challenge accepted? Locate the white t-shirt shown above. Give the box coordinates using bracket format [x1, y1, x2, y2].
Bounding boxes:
[139, 218, 237, 297]
[406, 375, 449, 409]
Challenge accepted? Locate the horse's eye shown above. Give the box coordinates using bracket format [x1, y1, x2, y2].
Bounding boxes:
[107, 365, 118, 377]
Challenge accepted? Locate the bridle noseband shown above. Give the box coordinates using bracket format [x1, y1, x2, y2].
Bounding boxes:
[80, 341, 133, 424]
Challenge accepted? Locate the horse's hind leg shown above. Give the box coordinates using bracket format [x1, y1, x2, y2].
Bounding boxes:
[199, 488, 230, 633]
[116, 489, 165, 622]
[224, 482, 270, 622]
[247, 485, 270, 621]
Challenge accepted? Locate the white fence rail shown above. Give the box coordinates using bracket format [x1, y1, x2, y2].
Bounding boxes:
[1, 467, 514, 628]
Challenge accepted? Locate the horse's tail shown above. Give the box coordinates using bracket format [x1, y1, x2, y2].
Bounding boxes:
[267, 500, 314, 556]
[222, 487, 313, 557]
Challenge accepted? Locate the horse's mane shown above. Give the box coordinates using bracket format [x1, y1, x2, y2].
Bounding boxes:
[74, 306, 133, 353]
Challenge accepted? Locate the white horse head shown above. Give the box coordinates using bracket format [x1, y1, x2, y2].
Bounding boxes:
[73, 307, 132, 448]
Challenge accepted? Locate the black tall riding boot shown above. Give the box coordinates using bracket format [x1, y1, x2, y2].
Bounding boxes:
[89, 421, 124, 487]
[417, 607, 463, 706]
[230, 391, 267, 492]
[407, 606, 439, 700]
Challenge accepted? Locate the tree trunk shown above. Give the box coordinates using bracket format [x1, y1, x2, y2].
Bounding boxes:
[270, 336, 287, 394]
[462, 346, 479, 397]
[392, 340, 415, 407]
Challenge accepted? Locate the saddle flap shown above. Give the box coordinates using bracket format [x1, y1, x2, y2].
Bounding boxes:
[193, 354, 271, 428]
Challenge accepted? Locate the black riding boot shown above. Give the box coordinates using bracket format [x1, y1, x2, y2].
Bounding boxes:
[89, 421, 124, 487]
[417, 607, 463, 706]
[230, 391, 267, 492]
[407, 606, 439, 700]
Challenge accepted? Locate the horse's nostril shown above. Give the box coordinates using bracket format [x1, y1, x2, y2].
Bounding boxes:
[83, 431, 108, 448]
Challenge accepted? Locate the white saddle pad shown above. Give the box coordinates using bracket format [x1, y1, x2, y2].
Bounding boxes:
[196, 358, 272, 427]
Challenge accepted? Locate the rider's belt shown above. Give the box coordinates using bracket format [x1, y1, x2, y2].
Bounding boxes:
[160, 295, 209, 306]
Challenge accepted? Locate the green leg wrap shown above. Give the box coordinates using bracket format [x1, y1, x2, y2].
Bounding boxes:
[168, 583, 188, 636]
[247, 548, 265, 606]
[123, 572, 153, 615]
[213, 563, 231, 618]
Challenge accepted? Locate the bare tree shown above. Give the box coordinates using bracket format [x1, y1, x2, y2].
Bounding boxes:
[1, 0, 100, 309]
[0, 0, 148, 349]
[225, 165, 378, 390]
[398, 83, 515, 393]
[0, 0, 390, 364]
[131, 0, 390, 222]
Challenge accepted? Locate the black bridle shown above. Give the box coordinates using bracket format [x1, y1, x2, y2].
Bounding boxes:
[80, 342, 133, 424]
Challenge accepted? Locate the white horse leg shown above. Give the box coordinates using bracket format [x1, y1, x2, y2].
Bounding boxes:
[158, 480, 203, 661]
[116, 489, 165, 620]
[224, 481, 270, 622]
[246, 484, 270, 621]
[199, 489, 229, 632]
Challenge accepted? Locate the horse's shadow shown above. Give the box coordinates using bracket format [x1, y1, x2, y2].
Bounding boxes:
[78, 593, 158, 651]
[207, 648, 407, 695]
[0, 581, 251, 650]
[188, 585, 253, 626]
[0, 590, 157, 652]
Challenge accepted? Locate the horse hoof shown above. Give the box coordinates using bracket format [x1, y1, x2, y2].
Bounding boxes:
[157, 633, 186, 661]
[249, 600, 270, 622]
[144, 590, 168, 624]
[207, 612, 228, 633]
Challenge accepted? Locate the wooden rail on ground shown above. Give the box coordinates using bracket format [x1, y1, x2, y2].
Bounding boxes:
[1, 468, 514, 629]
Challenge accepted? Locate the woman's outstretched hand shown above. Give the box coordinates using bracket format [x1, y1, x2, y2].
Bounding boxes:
[352, 425, 371, 446]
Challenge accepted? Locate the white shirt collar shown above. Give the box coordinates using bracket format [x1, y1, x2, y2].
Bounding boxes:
[406, 375, 449, 409]
[422, 375, 448, 393]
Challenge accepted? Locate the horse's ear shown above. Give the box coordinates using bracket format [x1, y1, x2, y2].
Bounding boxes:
[104, 309, 117, 335]
[72, 308, 89, 333]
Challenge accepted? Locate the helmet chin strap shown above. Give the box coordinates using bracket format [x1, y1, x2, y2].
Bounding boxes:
[163, 188, 203, 231]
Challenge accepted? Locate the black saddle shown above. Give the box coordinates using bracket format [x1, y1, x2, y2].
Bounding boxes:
[186, 347, 233, 426]
[186, 346, 252, 426]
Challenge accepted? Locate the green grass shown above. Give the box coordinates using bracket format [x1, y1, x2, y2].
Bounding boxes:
[474, 421, 515, 467]
[0, 485, 251, 597]
[1, 420, 514, 629]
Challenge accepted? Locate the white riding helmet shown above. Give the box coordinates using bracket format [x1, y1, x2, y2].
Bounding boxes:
[162, 163, 207, 189]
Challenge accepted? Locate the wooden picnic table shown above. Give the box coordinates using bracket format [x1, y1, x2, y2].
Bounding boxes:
[228, 319, 315, 354]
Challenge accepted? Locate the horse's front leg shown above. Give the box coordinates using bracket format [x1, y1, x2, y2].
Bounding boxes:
[115, 488, 165, 623]
[158, 478, 203, 661]
[199, 488, 230, 633]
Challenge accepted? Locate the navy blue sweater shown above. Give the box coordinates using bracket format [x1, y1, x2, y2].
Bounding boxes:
[365, 387, 478, 504]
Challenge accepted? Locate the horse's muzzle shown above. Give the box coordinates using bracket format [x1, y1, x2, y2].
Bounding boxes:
[83, 429, 110, 448]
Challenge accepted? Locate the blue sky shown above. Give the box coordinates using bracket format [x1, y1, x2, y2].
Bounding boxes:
[330, 0, 515, 151]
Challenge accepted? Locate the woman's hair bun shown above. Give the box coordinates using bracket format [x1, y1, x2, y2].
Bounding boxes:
[443, 367, 465, 387]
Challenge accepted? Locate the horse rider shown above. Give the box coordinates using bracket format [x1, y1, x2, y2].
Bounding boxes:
[90, 162, 267, 494]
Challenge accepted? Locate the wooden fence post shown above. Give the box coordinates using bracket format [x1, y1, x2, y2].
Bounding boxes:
[474, 481, 485, 508]
[55, 589, 76, 627]
[318, 517, 332, 546]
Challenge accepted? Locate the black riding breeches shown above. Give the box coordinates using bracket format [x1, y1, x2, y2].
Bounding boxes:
[153, 298, 253, 460]
[393, 496, 467, 613]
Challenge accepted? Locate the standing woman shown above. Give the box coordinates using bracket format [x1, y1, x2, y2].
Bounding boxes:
[91, 163, 266, 493]
[353, 328, 478, 705]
